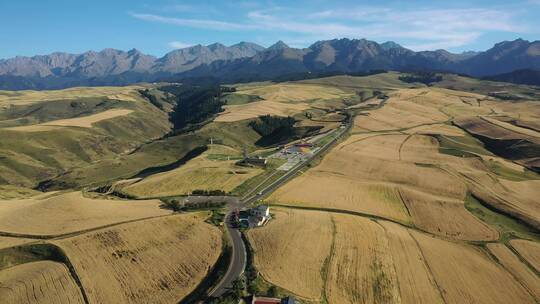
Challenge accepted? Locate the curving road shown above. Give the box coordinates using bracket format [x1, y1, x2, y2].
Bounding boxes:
[208, 115, 353, 298]
[208, 212, 247, 297]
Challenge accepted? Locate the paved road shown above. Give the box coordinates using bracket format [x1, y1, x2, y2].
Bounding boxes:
[208, 212, 246, 297]
[208, 114, 353, 298]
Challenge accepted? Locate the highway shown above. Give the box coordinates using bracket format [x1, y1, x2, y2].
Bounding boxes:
[208, 114, 353, 298]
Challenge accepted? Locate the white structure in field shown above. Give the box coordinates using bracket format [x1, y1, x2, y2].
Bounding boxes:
[252, 205, 269, 217]
[250, 205, 270, 227]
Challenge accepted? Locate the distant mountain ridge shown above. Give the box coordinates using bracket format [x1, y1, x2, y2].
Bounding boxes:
[484, 69, 540, 86]
[1, 38, 539, 89]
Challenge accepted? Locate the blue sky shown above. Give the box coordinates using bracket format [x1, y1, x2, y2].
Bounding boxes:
[1, 0, 539, 59]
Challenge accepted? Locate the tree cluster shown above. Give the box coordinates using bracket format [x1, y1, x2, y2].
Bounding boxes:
[249, 115, 296, 137]
[160, 199, 226, 212]
[399, 71, 442, 85]
[161, 85, 226, 130]
[191, 189, 227, 196]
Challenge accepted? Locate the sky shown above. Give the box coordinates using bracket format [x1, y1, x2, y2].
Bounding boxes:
[0, 0, 539, 59]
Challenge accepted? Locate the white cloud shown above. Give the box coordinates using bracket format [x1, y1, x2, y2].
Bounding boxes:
[131, 5, 526, 51]
[168, 41, 193, 49]
[246, 7, 522, 50]
[165, 4, 194, 12]
[130, 13, 257, 31]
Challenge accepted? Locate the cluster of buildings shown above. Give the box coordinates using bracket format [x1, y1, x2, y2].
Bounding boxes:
[239, 156, 268, 167]
[232, 205, 271, 228]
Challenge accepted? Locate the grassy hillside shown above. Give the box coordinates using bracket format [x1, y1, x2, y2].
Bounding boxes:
[0, 86, 172, 188]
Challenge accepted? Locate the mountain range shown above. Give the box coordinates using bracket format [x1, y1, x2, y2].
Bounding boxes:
[1, 38, 539, 90]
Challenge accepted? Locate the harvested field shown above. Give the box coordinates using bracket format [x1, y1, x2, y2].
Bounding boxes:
[487, 243, 540, 300]
[322, 143, 466, 199]
[498, 116, 540, 133]
[215, 100, 310, 122]
[235, 83, 351, 103]
[216, 83, 352, 122]
[353, 93, 448, 132]
[411, 231, 534, 304]
[0, 261, 85, 304]
[400, 188, 498, 241]
[247, 208, 333, 300]
[269, 175, 410, 223]
[482, 116, 540, 139]
[0, 191, 169, 235]
[497, 179, 540, 223]
[339, 134, 404, 160]
[0, 86, 144, 106]
[250, 209, 518, 303]
[54, 213, 222, 304]
[404, 123, 466, 137]
[298, 72, 417, 90]
[379, 222, 444, 304]
[123, 145, 262, 197]
[5, 108, 133, 131]
[326, 215, 401, 304]
[510, 239, 540, 272]
[353, 87, 492, 133]
[268, 131, 474, 232]
[456, 117, 521, 140]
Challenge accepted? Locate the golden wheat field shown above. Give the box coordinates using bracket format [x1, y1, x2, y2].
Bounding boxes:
[411, 231, 534, 304]
[5, 109, 134, 132]
[487, 243, 540, 299]
[0, 236, 35, 249]
[235, 83, 352, 103]
[0, 191, 169, 235]
[247, 208, 333, 301]
[481, 116, 540, 138]
[0, 86, 145, 106]
[123, 145, 262, 197]
[216, 100, 310, 122]
[455, 116, 540, 143]
[399, 187, 498, 241]
[216, 83, 352, 122]
[268, 87, 540, 242]
[269, 175, 411, 223]
[248, 208, 536, 303]
[53, 213, 222, 304]
[252, 85, 540, 303]
[0, 261, 85, 304]
[378, 221, 444, 304]
[510, 239, 540, 272]
[325, 214, 402, 304]
[267, 130, 486, 240]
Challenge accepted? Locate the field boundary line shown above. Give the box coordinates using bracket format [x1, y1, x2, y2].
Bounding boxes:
[482, 245, 540, 303]
[0, 213, 176, 240]
[269, 204, 413, 229]
[506, 242, 540, 277]
[479, 116, 540, 139]
[408, 231, 449, 304]
[320, 215, 337, 304]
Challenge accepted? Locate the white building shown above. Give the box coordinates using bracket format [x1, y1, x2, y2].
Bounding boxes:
[249, 205, 270, 227]
[251, 205, 270, 218]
